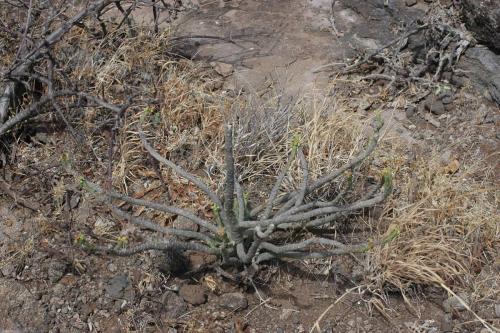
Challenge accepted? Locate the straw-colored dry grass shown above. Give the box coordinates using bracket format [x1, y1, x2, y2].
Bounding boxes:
[372, 150, 498, 276]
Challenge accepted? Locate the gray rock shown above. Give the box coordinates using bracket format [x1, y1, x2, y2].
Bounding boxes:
[179, 284, 207, 305]
[210, 61, 234, 77]
[161, 291, 188, 320]
[48, 260, 67, 283]
[460, 47, 500, 106]
[405, 104, 417, 118]
[219, 292, 248, 311]
[443, 293, 469, 312]
[69, 194, 80, 209]
[106, 274, 129, 298]
[0, 279, 49, 331]
[440, 95, 453, 105]
[459, 0, 500, 53]
[440, 313, 453, 332]
[423, 95, 446, 115]
[405, 0, 417, 7]
[1, 262, 16, 277]
[495, 303, 500, 318]
[483, 112, 500, 124]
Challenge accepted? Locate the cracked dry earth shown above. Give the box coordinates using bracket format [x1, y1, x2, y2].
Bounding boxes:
[1, 0, 500, 332]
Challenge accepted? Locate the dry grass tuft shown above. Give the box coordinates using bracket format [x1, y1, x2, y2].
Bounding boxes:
[367, 143, 499, 301]
[229, 93, 368, 201]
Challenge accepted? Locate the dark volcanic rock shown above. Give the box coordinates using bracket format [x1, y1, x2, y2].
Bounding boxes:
[423, 95, 446, 115]
[179, 284, 207, 305]
[47, 259, 68, 283]
[219, 292, 248, 311]
[161, 291, 188, 319]
[459, 47, 500, 105]
[460, 0, 500, 53]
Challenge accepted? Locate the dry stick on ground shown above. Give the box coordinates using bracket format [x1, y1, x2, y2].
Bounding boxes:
[312, 24, 429, 74]
[75, 116, 393, 267]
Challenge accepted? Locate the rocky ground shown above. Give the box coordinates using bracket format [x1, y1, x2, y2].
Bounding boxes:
[0, 0, 499, 332]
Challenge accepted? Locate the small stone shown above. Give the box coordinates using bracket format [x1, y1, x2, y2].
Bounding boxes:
[48, 260, 68, 283]
[69, 194, 80, 209]
[483, 112, 499, 124]
[437, 89, 453, 105]
[219, 292, 248, 311]
[441, 96, 453, 104]
[424, 95, 446, 115]
[405, 104, 417, 118]
[405, 0, 417, 6]
[495, 304, 500, 318]
[107, 262, 117, 272]
[210, 61, 234, 77]
[441, 313, 453, 332]
[106, 274, 129, 298]
[161, 291, 188, 319]
[179, 284, 207, 305]
[443, 293, 469, 312]
[1, 262, 16, 277]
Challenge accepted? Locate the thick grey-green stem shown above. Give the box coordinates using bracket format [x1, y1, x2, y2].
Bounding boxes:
[76, 118, 391, 268]
[223, 124, 242, 243]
